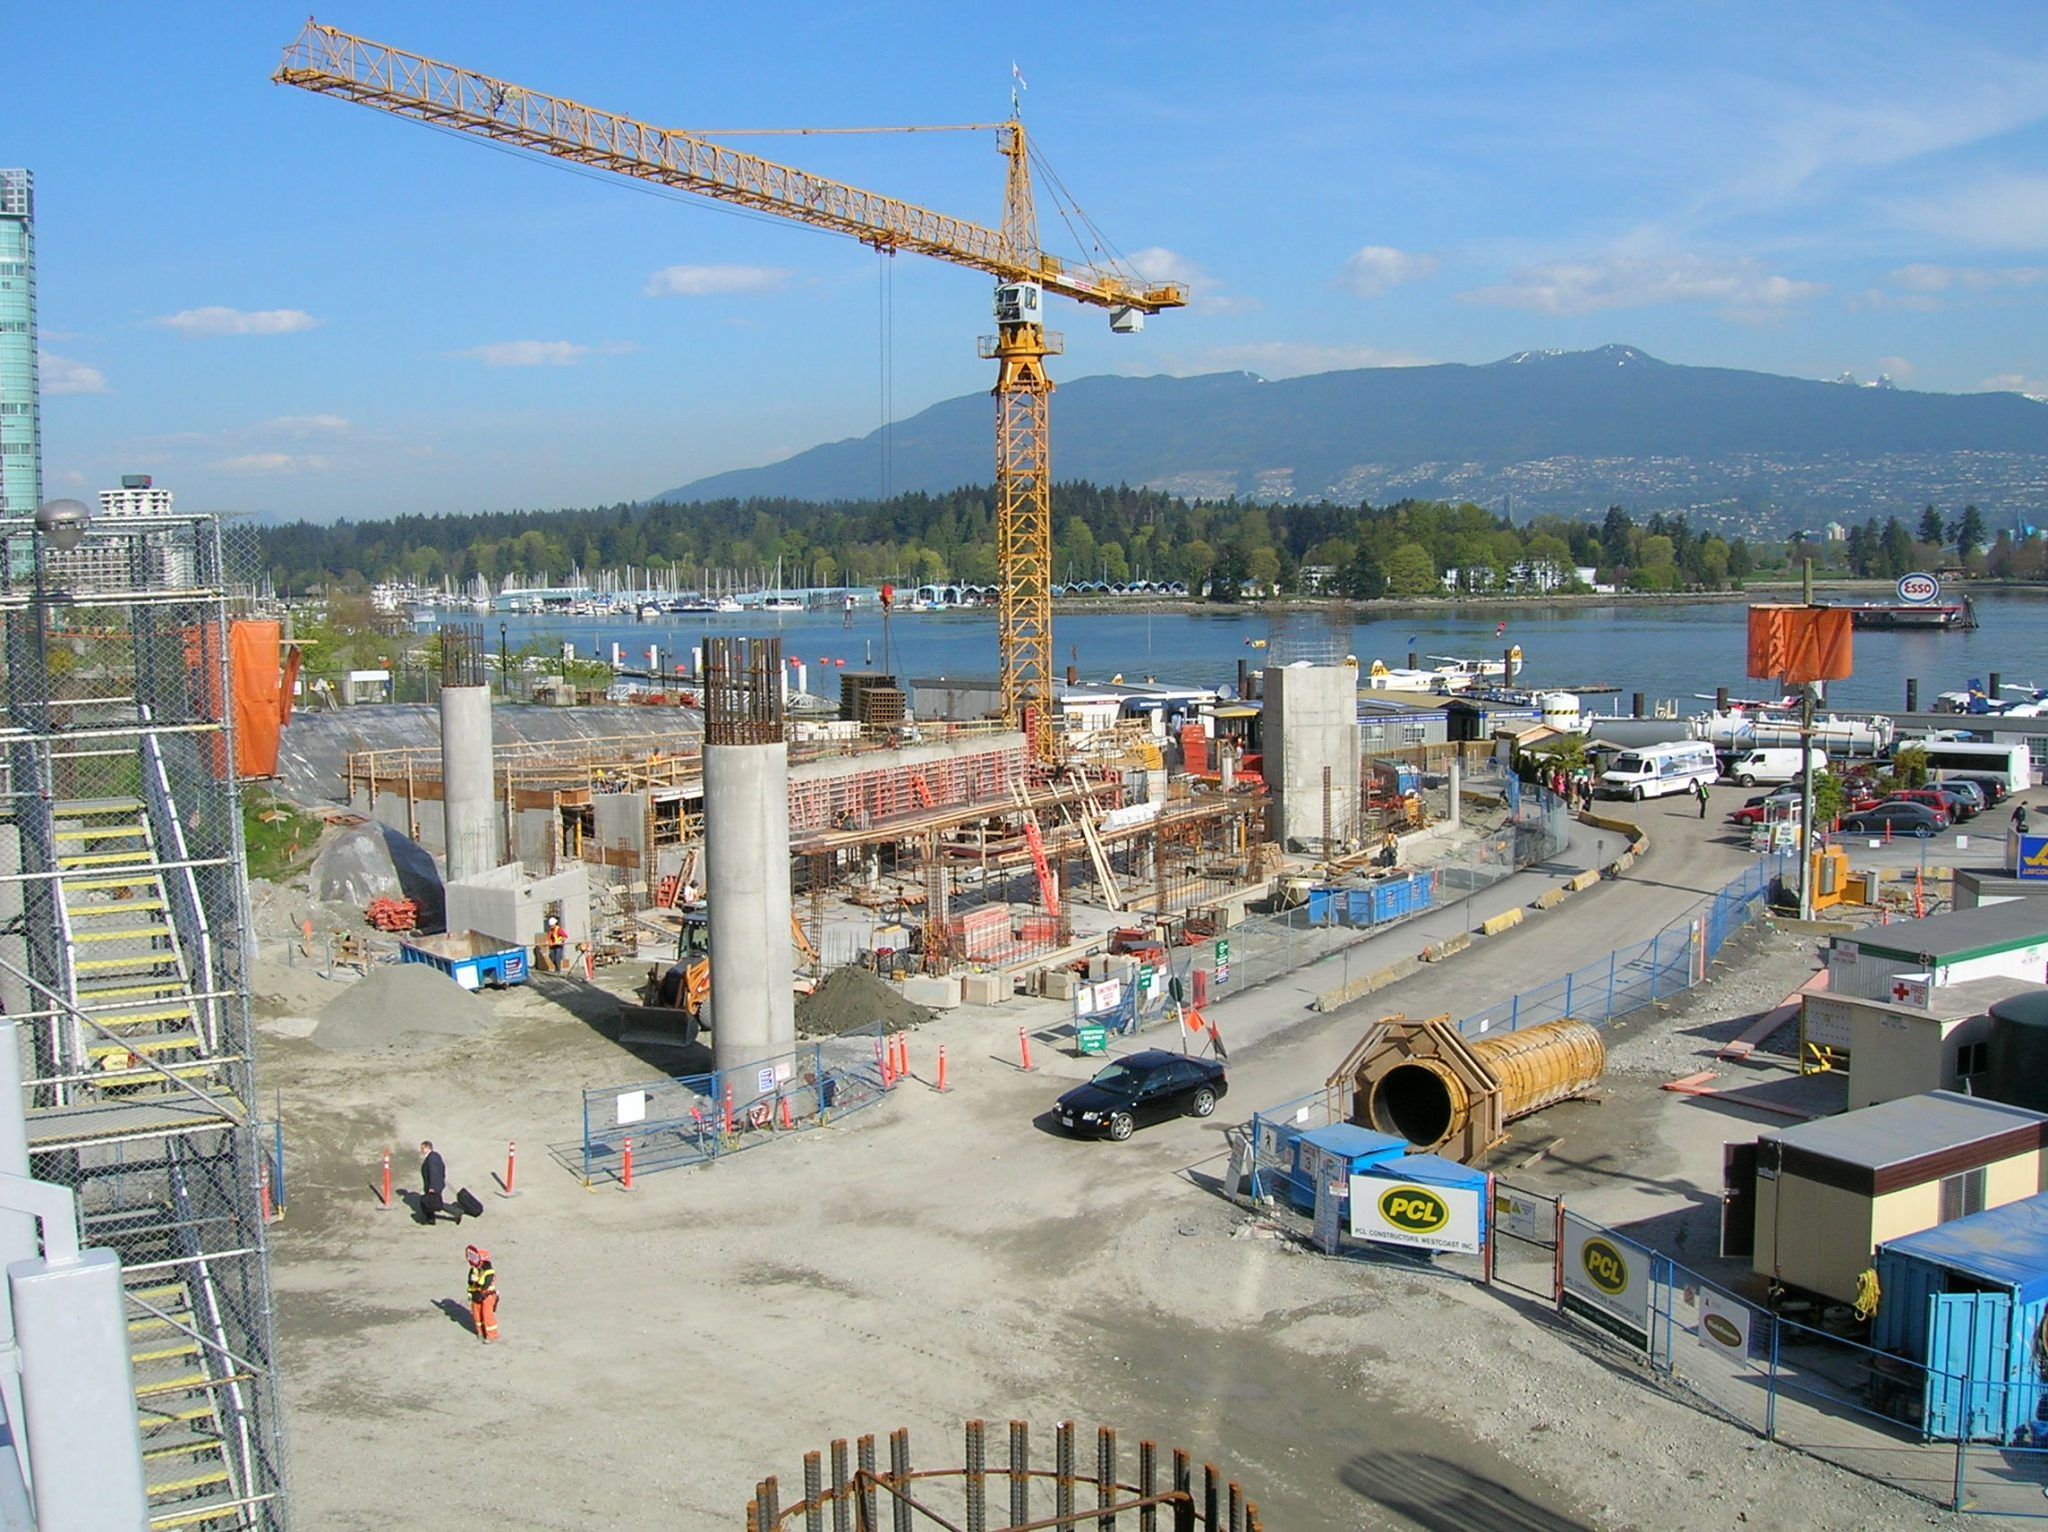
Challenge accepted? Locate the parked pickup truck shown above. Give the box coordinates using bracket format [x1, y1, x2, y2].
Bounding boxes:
[399, 930, 529, 990]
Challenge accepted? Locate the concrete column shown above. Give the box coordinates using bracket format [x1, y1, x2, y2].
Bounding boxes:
[440, 683, 496, 881]
[11, 1249, 148, 1529]
[1262, 665, 1361, 852]
[705, 742, 796, 1094]
[1449, 755, 1462, 831]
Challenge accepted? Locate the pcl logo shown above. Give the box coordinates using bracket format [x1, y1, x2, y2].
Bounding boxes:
[1581, 1237, 1630, 1295]
[1378, 1186, 1449, 1234]
[1896, 572, 1940, 604]
[1702, 1313, 1744, 1349]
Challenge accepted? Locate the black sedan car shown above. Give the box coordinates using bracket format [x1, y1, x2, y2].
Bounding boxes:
[1838, 802, 1944, 836]
[1053, 1049, 1228, 1140]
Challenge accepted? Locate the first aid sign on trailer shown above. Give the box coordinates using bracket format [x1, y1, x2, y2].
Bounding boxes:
[1349, 1177, 1483, 1255]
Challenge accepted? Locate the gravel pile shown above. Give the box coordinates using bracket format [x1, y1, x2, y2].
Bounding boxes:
[796, 965, 934, 1038]
[312, 962, 497, 1052]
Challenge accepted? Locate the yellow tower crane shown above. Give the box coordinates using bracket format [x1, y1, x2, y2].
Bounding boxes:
[274, 20, 1185, 759]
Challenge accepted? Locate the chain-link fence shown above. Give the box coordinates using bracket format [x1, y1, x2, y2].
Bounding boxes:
[576, 1023, 889, 1185]
[0, 513, 289, 1528]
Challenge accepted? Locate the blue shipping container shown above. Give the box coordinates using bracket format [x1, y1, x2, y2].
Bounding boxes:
[1874, 1193, 2048, 1442]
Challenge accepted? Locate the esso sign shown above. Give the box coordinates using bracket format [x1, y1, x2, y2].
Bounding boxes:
[1896, 572, 1940, 604]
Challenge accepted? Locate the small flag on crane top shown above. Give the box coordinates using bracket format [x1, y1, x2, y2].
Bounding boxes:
[1012, 62, 1028, 92]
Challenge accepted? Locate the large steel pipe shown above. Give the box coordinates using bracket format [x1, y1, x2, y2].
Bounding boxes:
[1361, 1018, 1604, 1152]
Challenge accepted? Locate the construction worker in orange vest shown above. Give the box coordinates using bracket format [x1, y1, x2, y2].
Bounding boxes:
[465, 1245, 499, 1343]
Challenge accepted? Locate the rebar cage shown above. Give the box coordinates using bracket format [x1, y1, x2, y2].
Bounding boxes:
[0, 513, 290, 1529]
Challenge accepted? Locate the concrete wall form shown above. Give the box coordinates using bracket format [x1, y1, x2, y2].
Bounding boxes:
[445, 862, 590, 951]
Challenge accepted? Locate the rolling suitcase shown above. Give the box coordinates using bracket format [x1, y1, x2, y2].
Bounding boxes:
[455, 1188, 484, 1220]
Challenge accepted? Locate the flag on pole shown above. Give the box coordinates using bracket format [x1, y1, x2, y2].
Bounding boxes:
[1012, 61, 1028, 91]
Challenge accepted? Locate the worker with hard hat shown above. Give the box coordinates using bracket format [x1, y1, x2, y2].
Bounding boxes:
[465, 1245, 499, 1344]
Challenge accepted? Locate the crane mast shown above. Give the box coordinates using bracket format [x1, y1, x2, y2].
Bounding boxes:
[274, 20, 1184, 757]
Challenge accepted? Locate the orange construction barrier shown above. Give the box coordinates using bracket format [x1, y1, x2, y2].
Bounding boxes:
[621, 1135, 634, 1190]
[1018, 1027, 1036, 1073]
[935, 1044, 950, 1093]
[502, 1141, 517, 1198]
[379, 1149, 391, 1209]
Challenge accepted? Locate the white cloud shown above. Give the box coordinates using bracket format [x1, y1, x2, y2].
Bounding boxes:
[40, 352, 108, 395]
[1463, 254, 1824, 319]
[453, 340, 638, 368]
[214, 453, 334, 476]
[1891, 173, 2048, 251]
[1890, 263, 2048, 293]
[152, 307, 320, 338]
[1127, 247, 1256, 315]
[1177, 342, 1433, 379]
[1336, 246, 1440, 299]
[643, 264, 792, 298]
[1979, 373, 2048, 400]
[264, 413, 351, 437]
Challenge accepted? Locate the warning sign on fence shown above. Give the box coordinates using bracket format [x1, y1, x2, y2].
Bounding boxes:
[1561, 1214, 1650, 1345]
[1493, 1188, 1551, 1244]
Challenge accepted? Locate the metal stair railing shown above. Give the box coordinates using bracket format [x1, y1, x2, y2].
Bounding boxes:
[139, 716, 217, 1056]
[165, 1138, 257, 1524]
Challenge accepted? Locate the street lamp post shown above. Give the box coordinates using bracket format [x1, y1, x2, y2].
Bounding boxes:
[499, 622, 509, 701]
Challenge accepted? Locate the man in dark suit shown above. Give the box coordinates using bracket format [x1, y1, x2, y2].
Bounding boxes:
[419, 1140, 447, 1223]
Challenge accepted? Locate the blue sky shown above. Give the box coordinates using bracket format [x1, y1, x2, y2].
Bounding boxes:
[14, 2, 2048, 521]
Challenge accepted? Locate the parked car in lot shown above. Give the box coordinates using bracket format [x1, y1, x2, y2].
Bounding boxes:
[1839, 802, 1947, 835]
[1937, 780, 1987, 816]
[1728, 791, 1797, 827]
[1052, 1049, 1227, 1141]
[1936, 771, 2008, 806]
[1886, 786, 1972, 821]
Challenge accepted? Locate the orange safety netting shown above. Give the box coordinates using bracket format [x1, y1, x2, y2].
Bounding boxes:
[183, 621, 299, 779]
[1745, 605, 1853, 683]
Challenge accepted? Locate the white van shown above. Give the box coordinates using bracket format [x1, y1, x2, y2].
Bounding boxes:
[1724, 747, 1827, 787]
[1600, 740, 1719, 801]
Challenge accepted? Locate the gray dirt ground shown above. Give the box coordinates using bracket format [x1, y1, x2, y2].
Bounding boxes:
[259, 788, 1959, 1530]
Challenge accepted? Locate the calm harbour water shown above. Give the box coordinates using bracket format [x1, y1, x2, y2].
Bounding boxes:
[497, 590, 2048, 714]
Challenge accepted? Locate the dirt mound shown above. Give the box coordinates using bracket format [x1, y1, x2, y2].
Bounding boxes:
[796, 965, 934, 1038]
[312, 961, 498, 1052]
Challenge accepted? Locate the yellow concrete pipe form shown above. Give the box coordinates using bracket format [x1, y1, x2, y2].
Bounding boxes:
[1361, 1017, 1605, 1154]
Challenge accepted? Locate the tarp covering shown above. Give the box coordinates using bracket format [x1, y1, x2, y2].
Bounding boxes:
[229, 620, 299, 779]
[1746, 604, 1853, 683]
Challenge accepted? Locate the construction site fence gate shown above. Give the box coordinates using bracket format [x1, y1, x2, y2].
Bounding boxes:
[578, 1023, 887, 1184]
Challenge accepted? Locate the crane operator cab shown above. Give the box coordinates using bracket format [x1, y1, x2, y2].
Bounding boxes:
[994, 281, 1044, 326]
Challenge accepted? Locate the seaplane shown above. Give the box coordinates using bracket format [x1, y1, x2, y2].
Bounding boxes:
[1364, 646, 1524, 693]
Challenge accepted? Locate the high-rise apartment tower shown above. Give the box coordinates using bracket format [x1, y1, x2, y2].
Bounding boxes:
[0, 171, 38, 518]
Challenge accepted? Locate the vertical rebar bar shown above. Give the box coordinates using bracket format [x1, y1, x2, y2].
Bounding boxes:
[1055, 1421, 1076, 1526]
[1097, 1425, 1117, 1529]
[832, 1440, 851, 1532]
[1202, 1465, 1219, 1530]
[764, 1475, 781, 1528]
[857, 1435, 878, 1532]
[1227, 1481, 1243, 1532]
[890, 1428, 912, 1532]
[805, 1452, 824, 1532]
[749, 1498, 761, 1532]
[964, 1419, 986, 1532]
[1171, 1449, 1192, 1532]
[1009, 1420, 1030, 1527]
[1138, 1441, 1158, 1532]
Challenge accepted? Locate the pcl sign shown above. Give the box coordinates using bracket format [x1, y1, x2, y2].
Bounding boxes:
[1349, 1177, 1483, 1255]
[1561, 1213, 1651, 1347]
[1896, 572, 1940, 605]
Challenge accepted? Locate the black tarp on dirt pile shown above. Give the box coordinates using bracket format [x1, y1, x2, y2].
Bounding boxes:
[310, 822, 446, 931]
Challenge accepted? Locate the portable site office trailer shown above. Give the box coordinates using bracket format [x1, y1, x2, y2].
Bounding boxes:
[1874, 1193, 2048, 1442]
[1727, 1091, 2048, 1306]
[1264, 1121, 1406, 1213]
[1825, 903, 2048, 1004]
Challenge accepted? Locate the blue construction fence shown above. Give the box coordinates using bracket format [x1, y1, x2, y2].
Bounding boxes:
[1454, 850, 1790, 1039]
[576, 1022, 888, 1184]
[1246, 851, 1791, 1209]
[1583, 1212, 2048, 1515]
